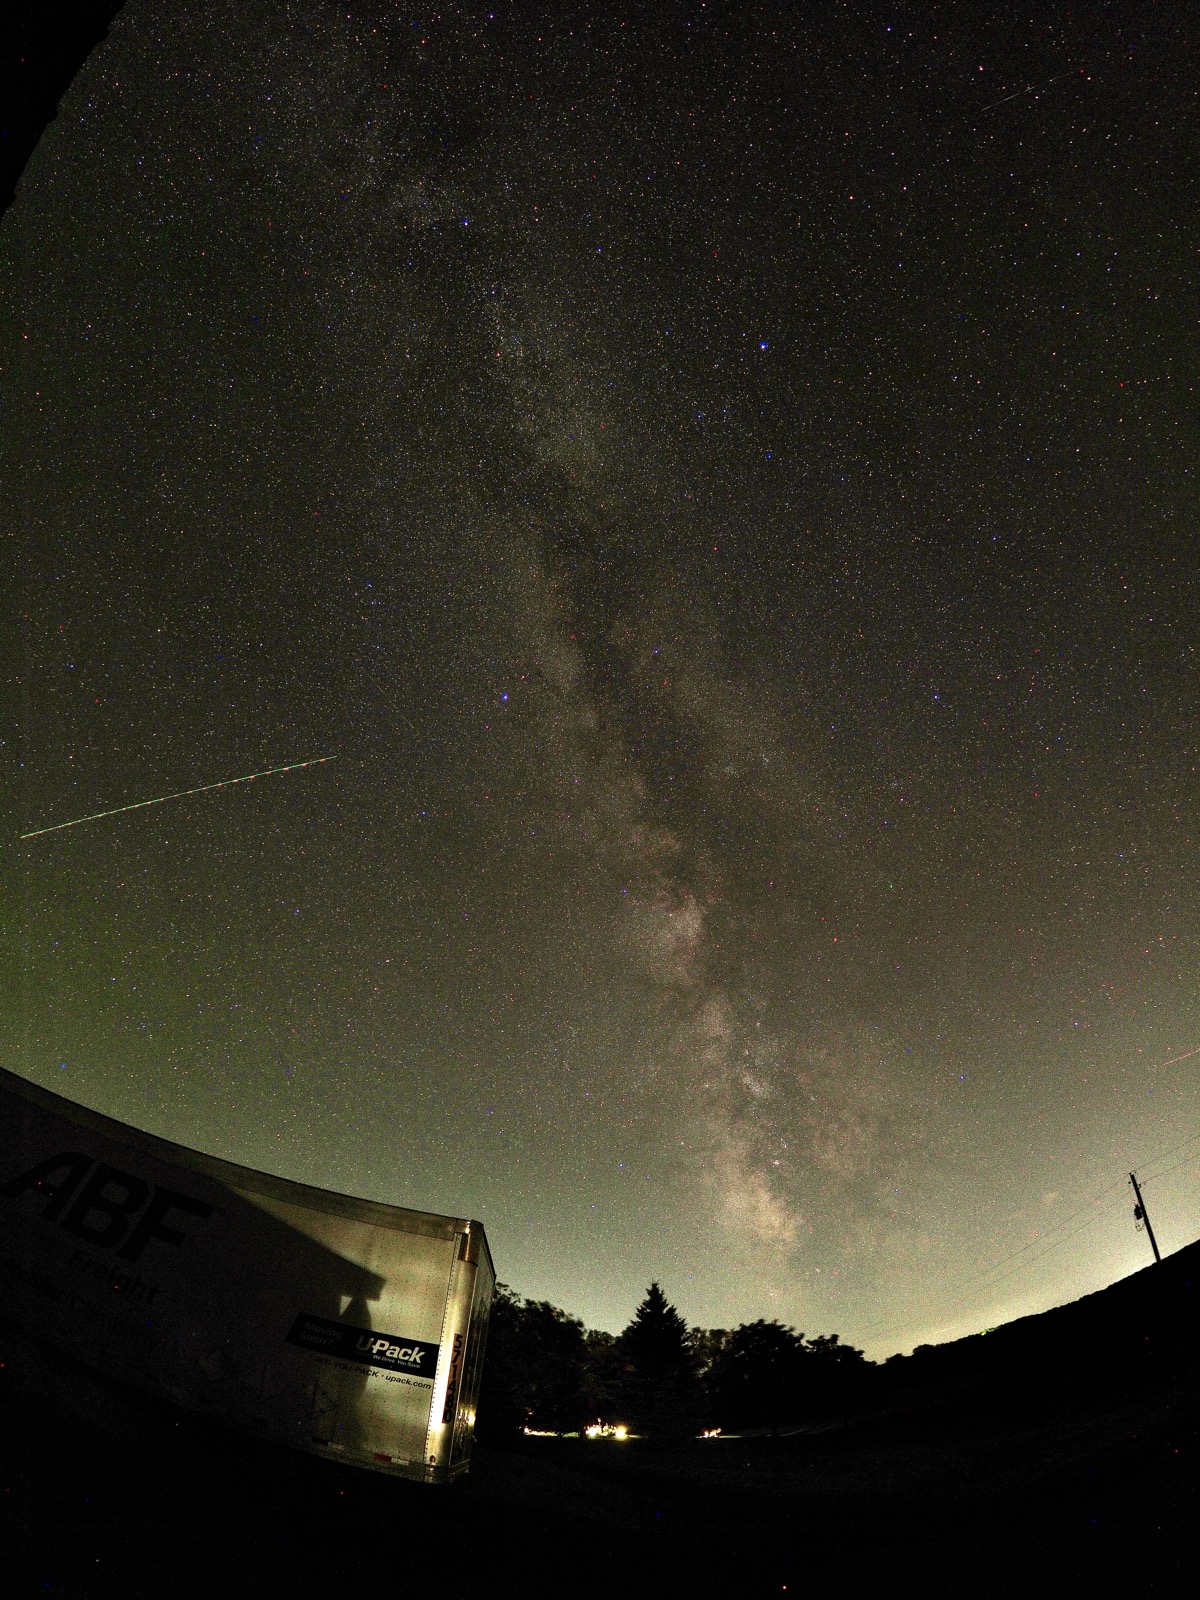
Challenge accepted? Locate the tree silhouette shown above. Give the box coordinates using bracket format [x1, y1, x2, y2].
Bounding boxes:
[518, 1299, 589, 1432]
[707, 1319, 808, 1433]
[475, 1286, 588, 1438]
[706, 1323, 875, 1431]
[476, 1284, 875, 1443]
[616, 1282, 704, 1437]
[582, 1327, 623, 1421]
[805, 1330, 872, 1416]
[688, 1326, 730, 1386]
[475, 1283, 527, 1440]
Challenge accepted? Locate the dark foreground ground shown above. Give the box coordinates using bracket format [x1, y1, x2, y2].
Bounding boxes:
[3, 1326, 1198, 1600]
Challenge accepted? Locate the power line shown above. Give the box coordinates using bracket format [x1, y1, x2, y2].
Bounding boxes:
[1140, 1150, 1200, 1186]
[932, 1121, 1200, 1314]
[855, 1176, 1126, 1337]
[859, 1185, 1125, 1343]
[961, 1179, 1126, 1284]
[863, 1114, 1200, 1344]
[965, 1197, 1125, 1303]
[1135, 1127, 1200, 1183]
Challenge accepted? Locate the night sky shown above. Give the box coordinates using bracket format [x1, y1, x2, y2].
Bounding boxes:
[6, 1, 1199, 1357]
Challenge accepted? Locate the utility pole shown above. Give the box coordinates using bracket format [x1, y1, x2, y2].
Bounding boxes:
[1129, 1171, 1162, 1264]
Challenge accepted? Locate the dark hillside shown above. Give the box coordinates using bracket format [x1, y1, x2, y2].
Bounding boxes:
[884, 1237, 1200, 1411]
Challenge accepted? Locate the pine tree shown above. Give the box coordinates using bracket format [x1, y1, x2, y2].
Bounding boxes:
[616, 1282, 704, 1438]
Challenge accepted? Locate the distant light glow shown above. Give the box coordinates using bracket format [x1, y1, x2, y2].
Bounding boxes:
[584, 1421, 630, 1440]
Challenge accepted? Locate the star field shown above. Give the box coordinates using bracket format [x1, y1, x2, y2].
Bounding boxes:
[5, 1, 1199, 1355]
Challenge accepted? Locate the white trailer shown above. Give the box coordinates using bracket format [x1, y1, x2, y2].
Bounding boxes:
[0, 1065, 494, 1483]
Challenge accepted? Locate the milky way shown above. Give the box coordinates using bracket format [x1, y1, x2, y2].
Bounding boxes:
[6, 2, 1199, 1353]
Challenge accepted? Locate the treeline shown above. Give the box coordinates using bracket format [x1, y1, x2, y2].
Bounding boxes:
[477, 1281, 874, 1440]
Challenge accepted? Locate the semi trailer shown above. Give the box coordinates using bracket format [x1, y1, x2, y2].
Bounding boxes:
[0, 1065, 494, 1483]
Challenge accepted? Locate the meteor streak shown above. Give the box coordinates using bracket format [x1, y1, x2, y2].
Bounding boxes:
[18, 757, 338, 839]
[1159, 1044, 1200, 1069]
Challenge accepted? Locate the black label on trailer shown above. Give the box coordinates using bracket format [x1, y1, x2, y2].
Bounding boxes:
[285, 1312, 438, 1376]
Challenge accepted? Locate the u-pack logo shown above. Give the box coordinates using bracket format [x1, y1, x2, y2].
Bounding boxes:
[285, 1312, 439, 1376]
[0, 1152, 214, 1262]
